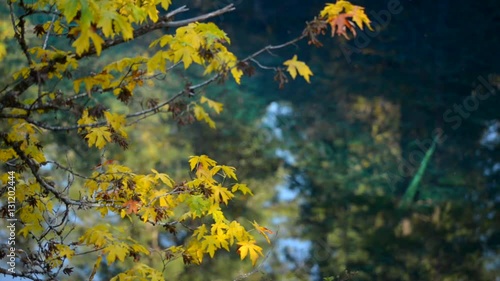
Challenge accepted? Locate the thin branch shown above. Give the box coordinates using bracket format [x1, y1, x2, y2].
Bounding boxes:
[165, 4, 235, 27]
[241, 34, 307, 63]
[2, 27, 310, 131]
[43, 9, 58, 50]
[9, 1, 32, 65]
[43, 160, 90, 180]
[250, 58, 276, 71]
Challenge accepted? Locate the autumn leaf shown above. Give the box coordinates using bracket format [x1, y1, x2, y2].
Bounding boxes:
[226, 221, 247, 245]
[104, 243, 129, 264]
[194, 224, 207, 240]
[283, 55, 313, 83]
[211, 165, 237, 180]
[251, 220, 273, 244]
[55, 244, 75, 259]
[123, 200, 141, 215]
[210, 184, 234, 205]
[189, 155, 217, 171]
[351, 7, 373, 31]
[231, 183, 254, 196]
[237, 240, 263, 266]
[86, 127, 112, 149]
[201, 235, 219, 258]
[200, 96, 224, 114]
[151, 168, 174, 188]
[104, 111, 127, 138]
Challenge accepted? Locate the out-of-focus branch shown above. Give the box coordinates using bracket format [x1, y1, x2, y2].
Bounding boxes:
[75, 4, 234, 59]
[1, 4, 234, 98]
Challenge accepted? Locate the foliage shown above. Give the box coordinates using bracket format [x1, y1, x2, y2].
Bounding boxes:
[0, 0, 372, 280]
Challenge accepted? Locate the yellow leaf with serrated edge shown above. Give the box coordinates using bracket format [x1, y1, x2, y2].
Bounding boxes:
[220, 165, 237, 180]
[141, 206, 157, 222]
[237, 240, 263, 266]
[86, 127, 112, 149]
[79, 224, 112, 248]
[151, 169, 174, 188]
[104, 111, 127, 137]
[231, 67, 243, 84]
[77, 110, 96, 132]
[231, 183, 253, 196]
[210, 184, 234, 205]
[189, 155, 217, 171]
[214, 233, 230, 251]
[226, 221, 246, 245]
[352, 7, 373, 30]
[283, 55, 313, 83]
[320, 1, 353, 18]
[55, 244, 75, 259]
[201, 235, 219, 258]
[73, 29, 104, 56]
[131, 244, 150, 255]
[194, 224, 207, 240]
[200, 96, 224, 114]
[104, 243, 129, 264]
[193, 104, 216, 128]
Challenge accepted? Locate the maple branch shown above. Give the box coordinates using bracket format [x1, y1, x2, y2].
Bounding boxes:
[1, 28, 312, 131]
[241, 33, 308, 63]
[6, 137, 78, 206]
[75, 4, 234, 59]
[42, 9, 58, 50]
[1, 4, 234, 98]
[249, 58, 276, 71]
[43, 160, 91, 180]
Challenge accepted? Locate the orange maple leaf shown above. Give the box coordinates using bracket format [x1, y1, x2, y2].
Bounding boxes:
[328, 13, 356, 39]
[123, 200, 141, 214]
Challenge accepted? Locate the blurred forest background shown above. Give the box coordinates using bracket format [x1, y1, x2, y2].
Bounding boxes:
[1, 0, 499, 280]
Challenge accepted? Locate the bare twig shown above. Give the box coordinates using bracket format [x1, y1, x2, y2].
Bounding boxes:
[165, 4, 235, 27]
[43, 9, 58, 50]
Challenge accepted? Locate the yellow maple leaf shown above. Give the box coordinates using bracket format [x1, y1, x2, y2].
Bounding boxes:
[151, 168, 174, 188]
[351, 7, 373, 30]
[189, 155, 217, 171]
[283, 55, 313, 83]
[86, 127, 112, 149]
[226, 221, 247, 245]
[210, 184, 234, 205]
[231, 67, 243, 84]
[211, 165, 237, 180]
[77, 109, 96, 132]
[55, 244, 75, 259]
[193, 104, 216, 128]
[237, 240, 263, 266]
[104, 243, 129, 264]
[194, 224, 207, 240]
[104, 111, 127, 137]
[231, 183, 254, 196]
[201, 235, 219, 258]
[141, 206, 157, 223]
[200, 96, 224, 114]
